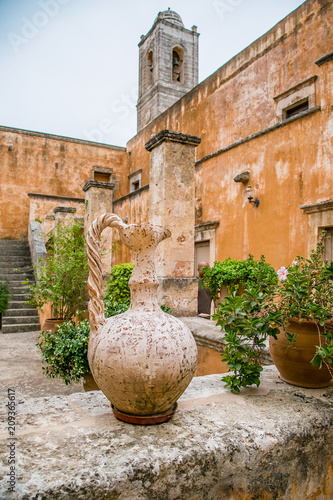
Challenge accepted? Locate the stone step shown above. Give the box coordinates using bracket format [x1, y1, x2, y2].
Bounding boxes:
[9, 293, 30, 301]
[2, 323, 40, 334]
[0, 267, 33, 275]
[3, 275, 34, 284]
[7, 301, 36, 310]
[0, 240, 29, 247]
[2, 316, 40, 326]
[3, 308, 39, 317]
[0, 246, 30, 255]
[9, 286, 31, 293]
[0, 256, 32, 265]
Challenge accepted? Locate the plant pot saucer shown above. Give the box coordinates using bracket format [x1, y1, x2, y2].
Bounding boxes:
[111, 403, 178, 425]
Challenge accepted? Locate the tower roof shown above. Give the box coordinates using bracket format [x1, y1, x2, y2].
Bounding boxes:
[155, 8, 184, 28]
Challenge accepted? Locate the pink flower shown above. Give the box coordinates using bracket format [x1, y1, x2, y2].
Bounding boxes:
[277, 266, 289, 281]
[291, 260, 298, 267]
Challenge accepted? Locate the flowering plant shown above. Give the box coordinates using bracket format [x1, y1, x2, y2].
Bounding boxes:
[276, 235, 333, 327]
[215, 233, 333, 392]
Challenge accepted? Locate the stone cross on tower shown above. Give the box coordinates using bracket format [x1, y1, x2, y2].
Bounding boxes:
[137, 9, 199, 131]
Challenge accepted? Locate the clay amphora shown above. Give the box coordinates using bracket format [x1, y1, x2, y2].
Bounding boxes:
[86, 213, 198, 423]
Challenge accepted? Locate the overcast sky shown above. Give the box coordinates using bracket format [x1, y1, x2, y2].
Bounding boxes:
[0, 0, 305, 147]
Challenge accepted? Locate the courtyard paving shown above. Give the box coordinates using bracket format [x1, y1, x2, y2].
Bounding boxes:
[0, 331, 83, 403]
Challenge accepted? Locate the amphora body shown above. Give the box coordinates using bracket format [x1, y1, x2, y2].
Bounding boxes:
[86, 213, 197, 422]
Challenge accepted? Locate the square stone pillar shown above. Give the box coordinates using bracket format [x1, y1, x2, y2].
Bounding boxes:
[83, 180, 115, 282]
[53, 206, 77, 226]
[145, 130, 201, 316]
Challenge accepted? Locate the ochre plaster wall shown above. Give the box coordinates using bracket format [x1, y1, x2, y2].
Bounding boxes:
[126, 0, 333, 268]
[0, 129, 129, 239]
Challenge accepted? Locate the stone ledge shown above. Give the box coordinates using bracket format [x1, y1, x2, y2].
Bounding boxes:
[145, 130, 201, 151]
[1, 367, 332, 499]
[180, 316, 272, 365]
[82, 180, 116, 192]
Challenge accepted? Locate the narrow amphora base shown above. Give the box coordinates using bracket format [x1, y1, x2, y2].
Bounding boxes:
[111, 403, 178, 425]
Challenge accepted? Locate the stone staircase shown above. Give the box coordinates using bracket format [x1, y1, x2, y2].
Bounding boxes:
[0, 239, 40, 334]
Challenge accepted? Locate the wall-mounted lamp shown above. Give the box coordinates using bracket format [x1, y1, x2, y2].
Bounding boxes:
[8, 141, 13, 151]
[248, 196, 259, 207]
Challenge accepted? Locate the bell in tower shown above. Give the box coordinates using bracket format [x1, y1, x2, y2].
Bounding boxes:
[137, 9, 199, 132]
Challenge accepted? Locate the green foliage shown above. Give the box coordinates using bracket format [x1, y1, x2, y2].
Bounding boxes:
[105, 263, 133, 303]
[37, 320, 90, 385]
[276, 235, 333, 325]
[216, 286, 281, 393]
[25, 221, 89, 320]
[202, 255, 277, 301]
[104, 263, 133, 318]
[276, 233, 333, 373]
[0, 280, 9, 314]
[103, 262, 174, 317]
[161, 304, 174, 315]
[215, 234, 333, 393]
[104, 297, 131, 317]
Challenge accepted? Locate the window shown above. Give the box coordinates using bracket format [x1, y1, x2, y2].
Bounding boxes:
[324, 228, 333, 261]
[274, 76, 317, 122]
[128, 169, 142, 193]
[172, 47, 184, 83]
[91, 166, 113, 183]
[147, 51, 153, 87]
[285, 98, 309, 119]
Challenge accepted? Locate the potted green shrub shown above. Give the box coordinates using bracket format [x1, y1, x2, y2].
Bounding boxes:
[214, 234, 333, 392]
[25, 221, 89, 331]
[202, 255, 277, 306]
[37, 320, 91, 386]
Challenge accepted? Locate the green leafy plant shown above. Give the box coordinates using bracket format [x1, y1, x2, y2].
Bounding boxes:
[37, 320, 90, 385]
[161, 304, 174, 315]
[104, 263, 133, 318]
[215, 234, 333, 393]
[0, 280, 9, 315]
[103, 262, 174, 317]
[216, 286, 281, 393]
[202, 255, 277, 302]
[25, 221, 89, 320]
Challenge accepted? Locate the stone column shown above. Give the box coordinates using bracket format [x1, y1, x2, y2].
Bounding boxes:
[53, 206, 77, 226]
[145, 130, 201, 316]
[83, 180, 115, 282]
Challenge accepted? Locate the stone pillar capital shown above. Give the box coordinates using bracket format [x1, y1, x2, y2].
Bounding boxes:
[145, 130, 201, 152]
[82, 180, 115, 192]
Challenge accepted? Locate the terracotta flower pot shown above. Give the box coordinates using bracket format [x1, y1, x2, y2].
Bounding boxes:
[42, 318, 66, 333]
[83, 372, 100, 392]
[269, 318, 332, 388]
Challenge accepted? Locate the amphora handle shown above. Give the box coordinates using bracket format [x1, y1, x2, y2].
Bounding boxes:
[86, 213, 126, 337]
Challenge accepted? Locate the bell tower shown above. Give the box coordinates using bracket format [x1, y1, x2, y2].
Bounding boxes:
[137, 9, 199, 131]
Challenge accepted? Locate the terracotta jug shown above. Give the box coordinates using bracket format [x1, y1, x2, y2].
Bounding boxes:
[86, 213, 198, 424]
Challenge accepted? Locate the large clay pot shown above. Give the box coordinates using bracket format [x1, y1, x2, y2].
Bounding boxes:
[269, 318, 332, 388]
[86, 213, 198, 423]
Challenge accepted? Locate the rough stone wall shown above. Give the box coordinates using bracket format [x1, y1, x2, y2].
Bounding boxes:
[0, 128, 129, 239]
[28, 193, 85, 240]
[111, 187, 150, 265]
[127, 0, 333, 268]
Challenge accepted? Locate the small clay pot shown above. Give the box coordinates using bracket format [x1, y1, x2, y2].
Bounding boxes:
[42, 318, 66, 333]
[83, 373, 100, 392]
